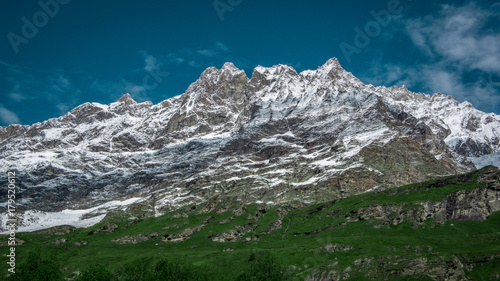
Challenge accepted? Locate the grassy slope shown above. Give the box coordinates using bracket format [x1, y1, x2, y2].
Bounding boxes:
[1, 167, 500, 280]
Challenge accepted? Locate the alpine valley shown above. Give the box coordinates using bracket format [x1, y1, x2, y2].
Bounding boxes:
[0, 58, 500, 280]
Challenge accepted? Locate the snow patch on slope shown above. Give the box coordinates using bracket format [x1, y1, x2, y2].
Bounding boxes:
[0, 197, 144, 233]
[468, 152, 500, 168]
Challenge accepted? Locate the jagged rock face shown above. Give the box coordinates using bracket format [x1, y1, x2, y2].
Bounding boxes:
[375, 87, 500, 157]
[0, 58, 495, 214]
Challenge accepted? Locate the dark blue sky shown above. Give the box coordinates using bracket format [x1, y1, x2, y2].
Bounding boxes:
[1, 0, 499, 126]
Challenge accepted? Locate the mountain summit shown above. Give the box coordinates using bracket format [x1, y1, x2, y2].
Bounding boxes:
[1, 58, 499, 231]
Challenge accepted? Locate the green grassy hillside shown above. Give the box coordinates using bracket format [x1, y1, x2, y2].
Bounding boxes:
[2, 166, 500, 280]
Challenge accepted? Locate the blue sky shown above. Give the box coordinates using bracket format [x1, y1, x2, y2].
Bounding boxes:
[1, 0, 499, 126]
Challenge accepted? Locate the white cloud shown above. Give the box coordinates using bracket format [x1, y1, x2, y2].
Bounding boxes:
[0, 105, 20, 125]
[166, 53, 185, 64]
[7, 83, 26, 101]
[418, 67, 497, 108]
[163, 41, 230, 68]
[406, 3, 500, 74]
[196, 42, 229, 58]
[9, 92, 25, 101]
[138, 51, 160, 72]
[366, 2, 500, 113]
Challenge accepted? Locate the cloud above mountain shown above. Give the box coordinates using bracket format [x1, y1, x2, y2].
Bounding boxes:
[406, 2, 500, 74]
[0, 105, 19, 124]
[365, 1, 500, 113]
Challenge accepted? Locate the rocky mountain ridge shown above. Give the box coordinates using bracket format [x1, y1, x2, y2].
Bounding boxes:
[0, 58, 498, 231]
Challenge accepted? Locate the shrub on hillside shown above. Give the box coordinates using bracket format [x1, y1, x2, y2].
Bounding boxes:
[75, 264, 113, 281]
[7, 251, 63, 281]
[236, 252, 290, 281]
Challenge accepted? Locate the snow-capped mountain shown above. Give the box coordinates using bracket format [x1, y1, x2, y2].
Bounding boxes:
[375, 86, 500, 157]
[1, 58, 498, 231]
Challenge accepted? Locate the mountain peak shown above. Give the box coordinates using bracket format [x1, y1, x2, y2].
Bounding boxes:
[196, 63, 245, 81]
[324, 57, 341, 67]
[251, 64, 298, 80]
[221, 62, 240, 72]
[116, 93, 136, 104]
[319, 57, 346, 72]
